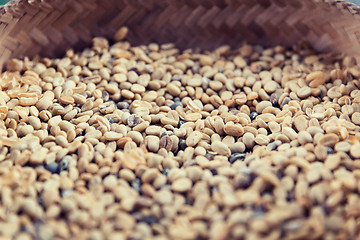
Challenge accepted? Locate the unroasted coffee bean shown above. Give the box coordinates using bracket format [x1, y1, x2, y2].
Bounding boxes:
[267, 140, 281, 150]
[228, 153, 246, 164]
[131, 178, 142, 192]
[159, 135, 173, 151]
[45, 162, 59, 174]
[171, 101, 182, 110]
[139, 215, 159, 225]
[178, 139, 187, 151]
[102, 90, 110, 101]
[270, 93, 279, 106]
[281, 97, 291, 108]
[128, 114, 141, 127]
[59, 158, 69, 172]
[117, 101, 129, 109]
[249, 112, 259, 121]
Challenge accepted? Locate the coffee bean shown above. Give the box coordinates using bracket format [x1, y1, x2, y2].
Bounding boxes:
[228, 153, 246, 164]
[249, 112, 259, 121]
[45, 162, 59, 174]
[138, 215, 158, 225]
[171, 101, 182, 110]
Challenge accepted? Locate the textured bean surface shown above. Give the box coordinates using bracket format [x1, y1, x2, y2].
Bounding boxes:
[1, 29, 360, 240]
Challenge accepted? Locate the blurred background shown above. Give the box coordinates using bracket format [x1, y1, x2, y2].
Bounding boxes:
[0, 0, 360, 5]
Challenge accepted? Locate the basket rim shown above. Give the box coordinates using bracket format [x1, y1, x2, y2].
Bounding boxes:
[0, 0, 360, 16]
[2, 0, 360, 17]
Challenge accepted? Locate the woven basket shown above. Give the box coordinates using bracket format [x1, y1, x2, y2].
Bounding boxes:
[0, 0, 360, 71]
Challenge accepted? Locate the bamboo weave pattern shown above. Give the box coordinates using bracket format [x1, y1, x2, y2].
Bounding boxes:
[0, 0, 360, 69]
